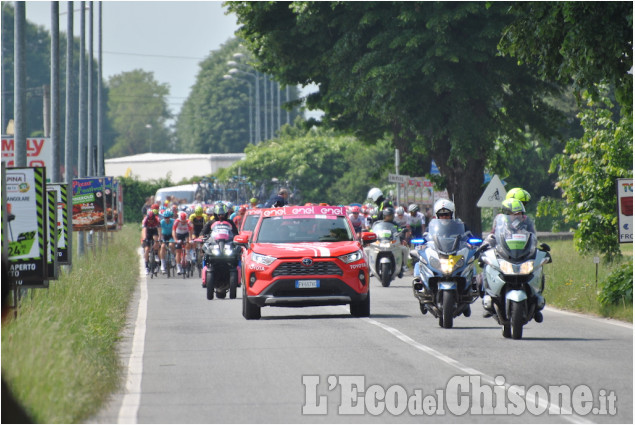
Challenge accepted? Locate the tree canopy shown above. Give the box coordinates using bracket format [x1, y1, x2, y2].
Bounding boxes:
[106, 69, 173, 157]
[217, 124, 393, 205]
[227, 1, 563, 234]
[175, 38, 302, 154]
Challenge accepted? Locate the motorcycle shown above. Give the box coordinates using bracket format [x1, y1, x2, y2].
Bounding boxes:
[478, 214, 551, 339]
[410, 219, 482, 329]
[202, 222, 240, 300]
[364, 221, 407, 287]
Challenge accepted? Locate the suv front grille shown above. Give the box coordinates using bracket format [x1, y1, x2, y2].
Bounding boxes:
[272, 261, 343, 277]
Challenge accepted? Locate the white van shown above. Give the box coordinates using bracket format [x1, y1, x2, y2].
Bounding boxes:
[154, 184, 199, 205]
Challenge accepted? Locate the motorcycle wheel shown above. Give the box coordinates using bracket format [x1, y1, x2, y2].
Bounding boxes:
[510, 302, 524, 340]
[206, 269, 214, 300]
[442, 291, 455, 329]
[229, 271, 238, 299]
[380, 263, 391, 287]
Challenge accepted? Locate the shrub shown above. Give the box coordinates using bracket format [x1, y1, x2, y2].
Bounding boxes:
[598, 260, 633, 306]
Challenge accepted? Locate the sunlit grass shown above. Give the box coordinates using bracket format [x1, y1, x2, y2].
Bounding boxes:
[2, 225, 140, 423]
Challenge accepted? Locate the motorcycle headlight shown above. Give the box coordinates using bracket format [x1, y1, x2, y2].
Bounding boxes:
[212, 246, 221, 256]
[438, 255, 464, 274]
[429, 256, 441, 270]
[252, 252, 276, 265]
[338, 250, 363, 264]
[499, 260, 533, 275]
[223, 246, 233, 256]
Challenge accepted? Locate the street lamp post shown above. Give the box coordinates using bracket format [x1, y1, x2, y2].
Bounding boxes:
[223, 74, 253, 145]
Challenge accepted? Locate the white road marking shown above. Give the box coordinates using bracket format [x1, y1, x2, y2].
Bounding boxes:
[117, 249, 148, 424]
[359, 315, 593, 423]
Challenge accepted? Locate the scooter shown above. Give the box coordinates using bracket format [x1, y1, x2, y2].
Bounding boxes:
[364, 221, 406, 287]
[410, 219, 482, 329]
[202, 222, 240, 300]
[478, 214, 551, 339]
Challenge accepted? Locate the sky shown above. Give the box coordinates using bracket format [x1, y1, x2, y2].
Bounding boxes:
[22, 1, 320, 119]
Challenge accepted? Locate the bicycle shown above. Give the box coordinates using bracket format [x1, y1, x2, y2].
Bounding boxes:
[161, 239, 176, 278]
[192, 237, 205, 278]
[176, 240, 192, 278]
[147, 243, 160, 279]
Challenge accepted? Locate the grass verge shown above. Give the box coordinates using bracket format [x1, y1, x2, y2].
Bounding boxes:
[542, 240, 632, 322]
[2, 224, 140, 423]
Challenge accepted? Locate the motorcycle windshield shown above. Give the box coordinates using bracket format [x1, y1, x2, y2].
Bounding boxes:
[493, 214, 536, 261]
[427, 219, 466, 254]
[211, 223, 233, 241]
[371, 221, 399, 242]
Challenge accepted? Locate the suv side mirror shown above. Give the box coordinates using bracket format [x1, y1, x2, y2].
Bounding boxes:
[361, 232, 377, 245]
[234, 233, 249, 247]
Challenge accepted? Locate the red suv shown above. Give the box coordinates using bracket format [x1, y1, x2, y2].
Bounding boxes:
[234, 206, 376, 319]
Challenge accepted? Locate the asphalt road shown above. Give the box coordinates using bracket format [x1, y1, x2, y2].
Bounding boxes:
[91, 259, 633, 424]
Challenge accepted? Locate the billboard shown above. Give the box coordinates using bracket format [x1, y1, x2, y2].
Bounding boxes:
[1, 137, 53, 170]
[617, 178, 633, 243]
[72, 178, 106, 231]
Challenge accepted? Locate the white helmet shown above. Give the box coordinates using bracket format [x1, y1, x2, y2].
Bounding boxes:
[395, 206, 405, 215]
[434, 198, 455, 218]
[367, 187, 383, 203]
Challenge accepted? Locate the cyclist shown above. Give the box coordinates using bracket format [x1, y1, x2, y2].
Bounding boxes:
[348, 206, 365, 235]
[189, 205, 209, 261]
[249, 197, 259, 209]
[141, 209, 161, 275]
[172, 211, 193, 275]
[408, 204, 426, 241]
[159, 210, 176, 273]
[233, 206, 247, 230]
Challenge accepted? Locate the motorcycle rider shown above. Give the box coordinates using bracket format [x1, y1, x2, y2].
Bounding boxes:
[380, 207, 410, 276]
[202, 203, 239, 239]
[367, 187, 393, 223]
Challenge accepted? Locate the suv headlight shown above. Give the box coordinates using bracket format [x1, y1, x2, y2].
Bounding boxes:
[338, 250, 363, 264]
[252, 252, 276, 265]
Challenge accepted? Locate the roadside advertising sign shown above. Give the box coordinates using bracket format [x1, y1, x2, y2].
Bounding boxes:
[104, 177, 119, 231]
[1, 137, 52, 170]
[617, 178, 633, 243]
[116, 179, 124, 229]
[5, 167, 49, 286]
[72, 177, 107, 231]
[46, 187, 59, 280]
[47, 183, 70, 264]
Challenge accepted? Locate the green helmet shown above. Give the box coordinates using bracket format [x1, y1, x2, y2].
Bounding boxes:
[506, 187, 531, 203]
[214, 203, 228, 216]
[501, 198, 525, 215]
[194, 206, 204, 216]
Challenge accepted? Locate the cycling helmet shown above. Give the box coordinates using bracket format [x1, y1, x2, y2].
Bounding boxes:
[351, 206, 360, 214]
[408, 204, 419, 213]
[250, 197, 258, 204]
[434, 198, 455, 219]
[147, 210, 155, 218]
[214, 203, 228, 217]
[179, 212, 187, 220]
[395, 206, 405, 216]
[151, 203, 160, 210]
[367, 187, 383, 203]
[506, 187, 531, 203]
[163, 210, 173, 219]
[383, 207, 395, 219]
[206, 207, 214, 215]
[238, 206, 246, 214]
[194, 206, 204, 216]
[152, 209, 159, 216]
[501, 198, 525, 215]
[179, 204, 188, 211]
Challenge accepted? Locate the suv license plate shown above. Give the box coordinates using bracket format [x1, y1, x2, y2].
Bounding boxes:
[296, 280, 320, 288]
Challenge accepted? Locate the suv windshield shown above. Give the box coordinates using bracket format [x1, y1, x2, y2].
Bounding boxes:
[256, 216, 353, 243]
[242, 213, 260, 232]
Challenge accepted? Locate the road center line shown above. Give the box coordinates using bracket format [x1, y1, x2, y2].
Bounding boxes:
[360, 316, 592, 423]
[117, 249, 148, 424]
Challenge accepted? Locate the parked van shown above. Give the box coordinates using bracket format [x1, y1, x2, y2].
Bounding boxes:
[154, 184, 199, 205]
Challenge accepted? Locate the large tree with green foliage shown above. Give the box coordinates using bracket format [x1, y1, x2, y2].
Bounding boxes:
[176, 38, 302, 154]
[499, 2, 633, 113]
[106, 69, 173, 157]
[550, 88, 632, 261]
[227, 2, 562, 234]
[217, 124, 392, 205]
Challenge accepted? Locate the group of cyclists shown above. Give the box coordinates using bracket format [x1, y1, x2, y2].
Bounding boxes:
[141, 199, 251, 275]
[141, 184, 534, 279]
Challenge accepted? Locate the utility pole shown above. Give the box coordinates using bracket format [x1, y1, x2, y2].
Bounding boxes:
[14, 1, 26, 167]
[78, 1, 86, 256]
[87, 2, 94, 177]
[50, 2, 61, 183]
[64, 1, 75, 267]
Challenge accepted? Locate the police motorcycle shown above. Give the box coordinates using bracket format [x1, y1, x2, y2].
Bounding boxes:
[202, 221, 240, 300]
[409, 219, 482, 329]
[365, 220, 407, 287]
[478, 213, 551, 339]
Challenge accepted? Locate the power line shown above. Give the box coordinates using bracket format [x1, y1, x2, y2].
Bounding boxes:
[103, 50, 203, 60]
